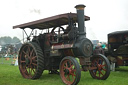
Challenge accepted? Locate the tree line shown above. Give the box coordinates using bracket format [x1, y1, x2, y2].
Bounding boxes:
[0, 36, 21, 46]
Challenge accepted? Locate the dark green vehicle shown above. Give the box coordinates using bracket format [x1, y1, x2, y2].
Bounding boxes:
[105, 30, 128, 70]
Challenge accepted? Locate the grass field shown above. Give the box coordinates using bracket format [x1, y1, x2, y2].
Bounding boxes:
[0, 57, 14, 65]
[0, 64, 128, 85]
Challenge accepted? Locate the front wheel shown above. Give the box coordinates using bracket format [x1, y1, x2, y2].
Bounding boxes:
[59, 56, 81, 85]
[89, 54, 110, 80]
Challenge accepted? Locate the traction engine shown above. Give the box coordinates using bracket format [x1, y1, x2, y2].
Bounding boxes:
[13, 4, 110, 85]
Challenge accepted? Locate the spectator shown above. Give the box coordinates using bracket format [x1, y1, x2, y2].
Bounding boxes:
[93, 43, 104, 55]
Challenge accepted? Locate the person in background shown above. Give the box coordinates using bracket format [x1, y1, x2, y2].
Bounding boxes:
[93, 42, 104, 55]
[101, 43, 106, 50]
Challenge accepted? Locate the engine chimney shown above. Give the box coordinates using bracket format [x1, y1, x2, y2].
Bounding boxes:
[75, 4, 86, 37]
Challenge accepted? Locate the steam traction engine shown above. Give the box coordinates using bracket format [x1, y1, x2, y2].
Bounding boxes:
[13, 5, 110, 85]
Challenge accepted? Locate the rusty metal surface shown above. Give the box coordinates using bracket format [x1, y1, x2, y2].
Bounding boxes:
[13, 13, 90, 29]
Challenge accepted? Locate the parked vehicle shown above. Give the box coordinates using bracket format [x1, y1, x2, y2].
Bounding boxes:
[13, 4, 110, 85]
[105, 30, 128, 70]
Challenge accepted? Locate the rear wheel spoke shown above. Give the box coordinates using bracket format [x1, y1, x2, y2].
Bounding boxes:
[32, 63, 37, 66]
[21, 60, 26, 63]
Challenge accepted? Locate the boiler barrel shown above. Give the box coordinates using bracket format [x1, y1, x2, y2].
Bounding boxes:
[51, 38, 93, 57]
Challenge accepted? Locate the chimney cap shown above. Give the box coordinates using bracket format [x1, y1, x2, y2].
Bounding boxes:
[75, 4, 86, 10]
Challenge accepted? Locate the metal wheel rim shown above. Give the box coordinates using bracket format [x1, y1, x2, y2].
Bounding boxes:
[91, 57, 107, 79]
[60, 59, 77, 85]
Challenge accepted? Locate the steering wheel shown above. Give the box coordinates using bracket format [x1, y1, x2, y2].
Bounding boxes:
[51, 26, 65, 35]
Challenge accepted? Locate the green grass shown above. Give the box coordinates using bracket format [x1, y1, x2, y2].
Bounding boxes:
[0, 64, 128, 85]
[0, 57, 15, 65]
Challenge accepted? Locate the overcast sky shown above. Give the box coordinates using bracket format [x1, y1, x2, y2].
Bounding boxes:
[0, 0, 128, 42]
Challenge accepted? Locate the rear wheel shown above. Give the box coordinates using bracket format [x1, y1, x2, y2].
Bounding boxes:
[59, 56, 81, 85]
[18, 42, 44, 79]
[89, 54, 110, 80]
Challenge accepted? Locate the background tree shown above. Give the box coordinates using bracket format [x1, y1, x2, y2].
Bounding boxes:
[12, 37, 21, 44]
[0, 36, 21, 45]
[0, 36, 22, 54]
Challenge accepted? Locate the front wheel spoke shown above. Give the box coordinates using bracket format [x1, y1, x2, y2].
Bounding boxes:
[71, 72, 76, 77]
[99, 70, 104, 76]
[65, 63, 68, 68]
[98, 71, 101, 77]
[102, 67, 106, 71]
[66, 74, 70, 81]
[63, 66, 67, 69]
[102, 64, 106, 67]
[72, 74, 75, 81]
[67, 61, 71, 67]
[69, 60, 72, 66]
[72, 69, 76, 73]
[70, 65, 74, 69]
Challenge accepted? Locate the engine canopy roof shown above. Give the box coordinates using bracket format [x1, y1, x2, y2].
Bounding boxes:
[13, 13, 90, 30]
